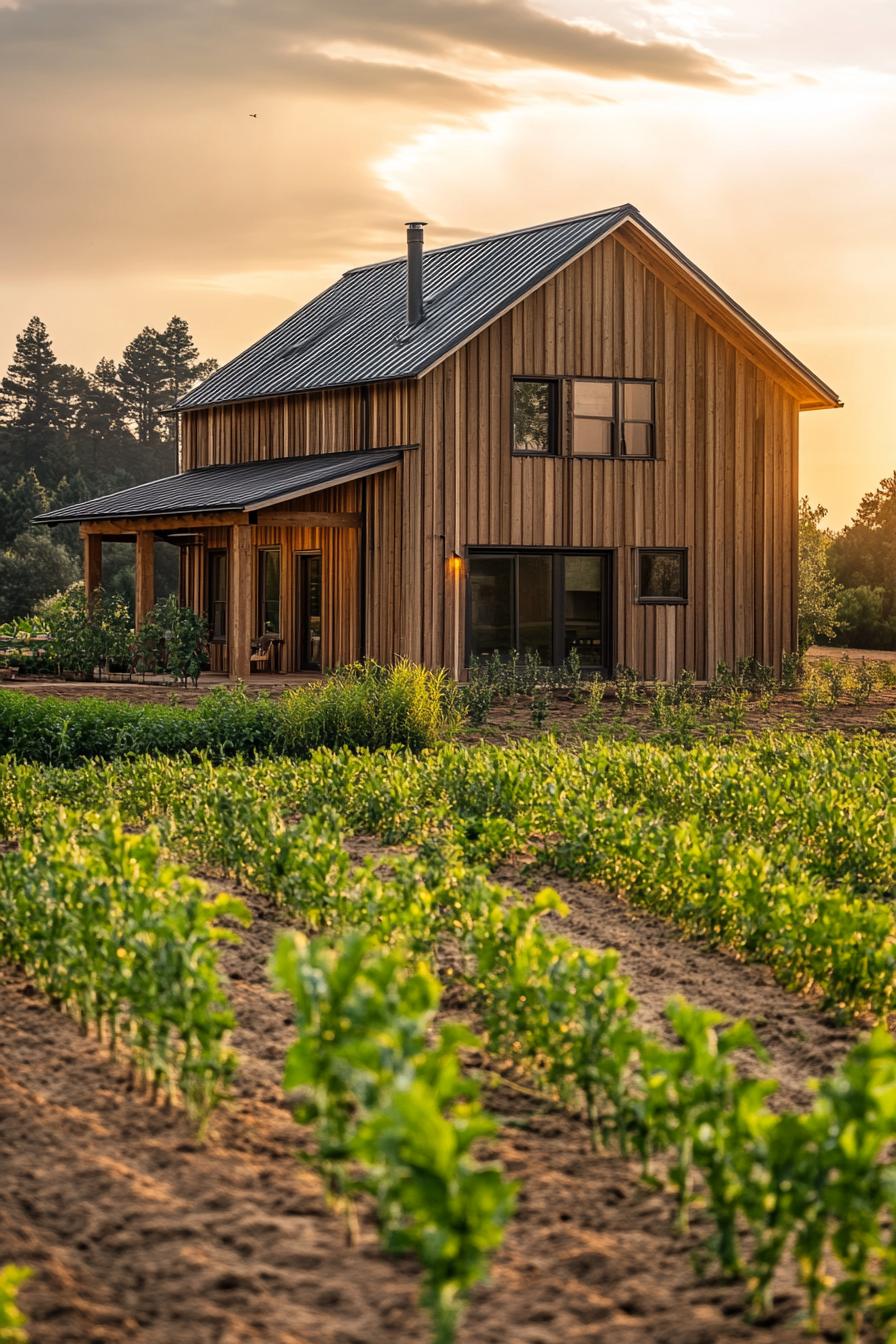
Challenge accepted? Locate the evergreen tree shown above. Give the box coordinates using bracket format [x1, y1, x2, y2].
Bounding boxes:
[0, 316, 62, 434]
[829, 471, 896, 648]
[0, 470, 48, 550]
[0, 317, 69, 480]
[117, 327, 168, 450]
[158, 316, 217, 413]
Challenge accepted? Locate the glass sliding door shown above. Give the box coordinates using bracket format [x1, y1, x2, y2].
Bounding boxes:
[517, 554, 553, 663]
[563, 554, 605, 667]
[469, 556, 515, 660]
[296, 552, 322, 671]
[468, 550, 610, 671]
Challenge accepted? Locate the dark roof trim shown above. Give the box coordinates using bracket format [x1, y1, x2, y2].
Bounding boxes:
[34, 448, 410, 525]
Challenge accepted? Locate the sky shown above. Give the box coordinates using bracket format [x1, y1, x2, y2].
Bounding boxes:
[1, 0, 893, 528]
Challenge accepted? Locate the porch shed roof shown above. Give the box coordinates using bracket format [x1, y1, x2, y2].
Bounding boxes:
[34, 448, 407, 524]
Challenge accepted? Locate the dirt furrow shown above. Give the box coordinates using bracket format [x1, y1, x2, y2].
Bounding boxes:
[0, 880, 817, 1344]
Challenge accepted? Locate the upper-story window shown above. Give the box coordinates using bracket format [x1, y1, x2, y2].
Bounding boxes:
[512, 378, 558, 455]
[571, 378, 655, 457]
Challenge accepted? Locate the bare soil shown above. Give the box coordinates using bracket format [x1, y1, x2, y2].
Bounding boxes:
[499, 859, 862, 1111]
[2, 869, 853, 1344]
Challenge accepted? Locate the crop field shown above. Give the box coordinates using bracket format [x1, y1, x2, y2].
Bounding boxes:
[2, 706, 896, 1342]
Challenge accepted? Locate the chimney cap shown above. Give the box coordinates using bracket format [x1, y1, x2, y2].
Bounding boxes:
[405, 220, 427, 231]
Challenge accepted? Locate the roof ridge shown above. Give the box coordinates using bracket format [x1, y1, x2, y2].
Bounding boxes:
[341, 204, 637, 275]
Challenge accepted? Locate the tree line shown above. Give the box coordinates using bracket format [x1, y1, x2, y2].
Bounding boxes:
[0, 312, 892, 653]
[0, 316, 215, 621]
[800, 475, 896, 652]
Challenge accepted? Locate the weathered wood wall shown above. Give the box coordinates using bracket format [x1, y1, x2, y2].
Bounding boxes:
[180, 484, 362, 674]
[181, 379, 420, 673]
[414, 228, 799, 678]
[178, 226, 801, 680]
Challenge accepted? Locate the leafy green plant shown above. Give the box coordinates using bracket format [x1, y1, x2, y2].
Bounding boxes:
[37, 582, 132, 680]
[530, 686, 550, 729]
[613, 664, 640, 715]
[134, 594, 209, 686]
[780, 650, 802, 690]
[271, 930, 515, 1343]
[0, 1266, 31, 1344]
[0, 662, 462, 764]
[0, 810, 248, 1130]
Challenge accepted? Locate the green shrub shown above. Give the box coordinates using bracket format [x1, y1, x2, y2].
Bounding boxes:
[134, 594, 209, 686]
[38, 582, 132, 679]
[0, 661, 461, 765]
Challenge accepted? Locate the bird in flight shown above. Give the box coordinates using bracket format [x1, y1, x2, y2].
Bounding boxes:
[249, 113, 258, 118]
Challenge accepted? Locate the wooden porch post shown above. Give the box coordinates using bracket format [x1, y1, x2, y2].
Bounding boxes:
[83, 533, 102, 607]
[134, 531, 155, 630]
[229, 523, 252, 681]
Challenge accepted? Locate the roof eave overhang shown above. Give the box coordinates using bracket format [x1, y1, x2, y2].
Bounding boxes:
[33, 449, 408, 527]
[413, 210, 840, 412]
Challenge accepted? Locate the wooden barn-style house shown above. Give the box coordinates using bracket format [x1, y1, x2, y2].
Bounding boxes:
[36, 205, 840, 680]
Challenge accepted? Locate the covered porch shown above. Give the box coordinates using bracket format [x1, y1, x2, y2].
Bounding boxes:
[36, 449, 404, 679]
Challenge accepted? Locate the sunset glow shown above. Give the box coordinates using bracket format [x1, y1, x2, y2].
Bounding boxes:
[2, 0, 893, 524]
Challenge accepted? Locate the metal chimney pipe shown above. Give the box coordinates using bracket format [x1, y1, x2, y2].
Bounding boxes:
[405, 221, 425, 326]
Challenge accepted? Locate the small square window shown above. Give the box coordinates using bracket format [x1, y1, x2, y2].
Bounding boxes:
[637, 549, 687, 603]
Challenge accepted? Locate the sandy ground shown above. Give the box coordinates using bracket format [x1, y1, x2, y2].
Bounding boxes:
[1, 859, 858, 1344]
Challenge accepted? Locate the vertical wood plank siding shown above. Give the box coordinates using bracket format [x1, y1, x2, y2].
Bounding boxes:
[179, 231, 800, 679]
[419, 233, 800, 678]
[181, 483, 362, 674]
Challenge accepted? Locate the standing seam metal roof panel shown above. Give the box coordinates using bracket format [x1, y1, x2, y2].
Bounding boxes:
[34, 449, 407, 523]
[176, 207, 630, 408]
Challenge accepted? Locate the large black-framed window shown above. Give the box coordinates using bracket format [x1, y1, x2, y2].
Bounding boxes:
[468, 549, 611, 670]
[257, 546, 282, 634]
[207, 549, 228, 642]
[571, 378, 655, 458]
[636, 548, 687, 604]
[512, 378, 558, 456]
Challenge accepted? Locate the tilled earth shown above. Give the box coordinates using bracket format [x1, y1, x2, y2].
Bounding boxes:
[0, 865, 859, 1344]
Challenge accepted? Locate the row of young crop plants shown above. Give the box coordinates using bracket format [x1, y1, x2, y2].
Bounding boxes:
[2, 735, 896, 1339]
[3, 732, 894, 1014]
[7, 794, 896, 1341]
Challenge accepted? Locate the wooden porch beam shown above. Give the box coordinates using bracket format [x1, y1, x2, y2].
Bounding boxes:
[134, 531, 155, 630]
[229, 522, 252, 682]
[254, 510, 361, 529]
[79, 511, 244, 536]
[83, 534, 102, 606]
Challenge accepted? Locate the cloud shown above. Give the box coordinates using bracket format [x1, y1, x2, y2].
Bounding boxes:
[0, 0, 745, 300]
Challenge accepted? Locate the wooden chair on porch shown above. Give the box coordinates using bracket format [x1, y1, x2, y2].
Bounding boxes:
[249, 634, 275, 673]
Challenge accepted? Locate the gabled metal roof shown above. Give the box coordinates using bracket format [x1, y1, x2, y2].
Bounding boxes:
[177, 206, 631, 409]
[176, 204, 840, 412]
[34, 449, 407, 524]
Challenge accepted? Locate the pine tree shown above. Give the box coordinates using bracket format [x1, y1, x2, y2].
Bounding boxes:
[117, 327, 168, 449]
[0, 317, 71, 481]
[0, 316, 62, 434]
[158, 316, 217, 409]
[157, 316, 217, 464]
[0, 469, 48, 550]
